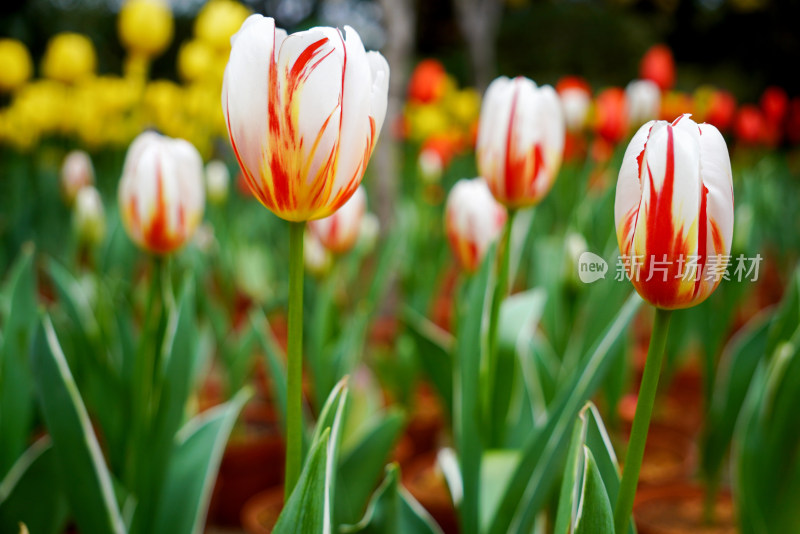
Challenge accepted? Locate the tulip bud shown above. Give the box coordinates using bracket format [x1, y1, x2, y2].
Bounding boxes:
[304, 229, 332, 277]
[556, 76, 592, 133]
[639, 44, 675, 92]
[41, 33, 96, 84]
[615, 114, 734, 309]
[118, 0, 174, 59]
[195, 0, 251, 52]
[73, 186, 106, 246]
[357, 212, 380, 253]
[222, 15, 389, 222]
[477, 76, 565, 209]
[205, 160, 230, 204]
[626, 79, 661, 128]
[760, 86, 788, 126]
[308, 186, 366, 254]
[445, 178, 507, 273]
[61, 150, 95, 205]
[0, 39, 33, 93]
[734, 105, 766, 146]
[595, 87, 629, 144]
[118, 131, 206, 254]
[564, 231, 588, 289]
[418, 148, 444, 185]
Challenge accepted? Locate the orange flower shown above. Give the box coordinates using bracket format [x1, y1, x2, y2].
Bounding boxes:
[222, 15, 389, 222]
[595, 87, 629, 145]
[640, 44, 675, 92]
[407, 59, 448, 105]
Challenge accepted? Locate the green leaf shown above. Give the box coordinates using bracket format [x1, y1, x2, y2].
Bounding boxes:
[152, 388, 250, 534]
[701, 307, 771, 482]
[403, 306, 454, 417]
[487, 292, 642, 534]
[454, 245, 494, 534]
[336, 409, 405, 525]
[274, 429, 331, 534]
[31, 317, 126, 534]
[0, 246, 37, 477]
[554, 403, 633, 534]
[0, 437, 68, 534]
[573, 447, 614, 534]
[765, 268, 800, 358]
[251, 309, 289, 430]
[341, 463, 445, 534]
[490, 288, 546, 446]
[480, 450, 519, 533]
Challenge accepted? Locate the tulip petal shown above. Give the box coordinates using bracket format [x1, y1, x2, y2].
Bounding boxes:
[222, 15, 276, 202]
[615, 120, 656, 255]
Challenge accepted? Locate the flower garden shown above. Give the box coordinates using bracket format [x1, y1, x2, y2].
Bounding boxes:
[1, 1, 799, 533]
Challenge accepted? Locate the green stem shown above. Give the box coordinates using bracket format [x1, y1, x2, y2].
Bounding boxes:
[285, 221, 305, 499]
[613, 307, 672, 534]
[484, 209, 516, 444]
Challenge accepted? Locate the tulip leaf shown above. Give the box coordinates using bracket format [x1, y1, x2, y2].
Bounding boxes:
[490, 288, 546, 446]
[734, 336, 800, 534]
[554, 403, 633, 534]
[151, 387, 250, 534]
[403, 306, 454, 417]
[765, 267, 800, 359]
[454, 244, 494, 534]
[0, 246, 37, 478]
[31, 316, 127, 534]
[573, 447, 614, 534]
[480, 450, 519, 532]
[336, 408, 405, 525]
[487, 292, 642, 534]
[340, 463, 445, 534]
[701, 307, 771, 483]
[0, 437, 69, 534]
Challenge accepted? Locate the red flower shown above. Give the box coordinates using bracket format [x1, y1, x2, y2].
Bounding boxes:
[595, 87, 629, 144]
[407, 59, 448, 105]
[640, 44, 675, 92]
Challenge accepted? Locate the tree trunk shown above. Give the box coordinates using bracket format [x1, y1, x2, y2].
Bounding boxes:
[453, 0, 502, 93]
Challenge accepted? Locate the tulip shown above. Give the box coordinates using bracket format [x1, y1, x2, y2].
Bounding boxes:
[595, 87, 629, 145]
[760, 86, 788, 126]
[194, 0, 251, 52]
[613, 115, 733, 533]
[640, 44, 675, 92]
[222, 14, 389, 222]
[615, 114, 734, 310]
[61, 150, 95, 205]
[444, 178, 507, 273]
[118, 131, 205, 254]
[0, 39, 33, 93]
[178, 40, 215, 83]
[407, 59, 448, 105]
[476, 76, 564, 209]
[304, 229, 332, 277]
[118, 0, 173, 59]
[73, 186, 106, 246]
[418, 135, 458, 184]
[556, 76, 592, 133]
[734, 105, 766, 146]
[626, 79, 661, 128]
[308, 186, 366, 254]
[41, 33, 96, 84]
[205, 160, 230, 204]
[702, 89, 736, 133]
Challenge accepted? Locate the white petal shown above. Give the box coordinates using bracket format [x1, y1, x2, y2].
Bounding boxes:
[476, 76, 515, 196]
[698, 122, 734, 257]
[615, 119, 657, 245]
[222, 15, 277, 185]
[367, 51, 389, 138]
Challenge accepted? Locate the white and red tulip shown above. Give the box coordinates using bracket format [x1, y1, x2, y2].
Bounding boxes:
[61, 150, 95, 205]
[476, 76, 564, 209]
[556, 76, 592, 133]
[222, 15, 389, 222]
[308, 185, 366, 254]
[626, 79, 661, 128]
[118, 131, 205, 254]
[445, 178, 507, 273]
[615, 114, 734, 309]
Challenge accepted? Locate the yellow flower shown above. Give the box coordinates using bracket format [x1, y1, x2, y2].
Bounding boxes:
[0, 39, 33, 92]
[447, 88, 481, 126]
[41, 33, 96, 84]
[178, 40, 214, 83]
[195, 0, 251, 51]
[406, 104, 450, 143]
[14, 80, 67, 136]
[118, 0, 173, 58]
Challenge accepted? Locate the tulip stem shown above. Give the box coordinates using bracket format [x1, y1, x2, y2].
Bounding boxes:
[613, 307, 672, 534]
[485, 208, 516, 446]
[285, 221, 305, 500]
